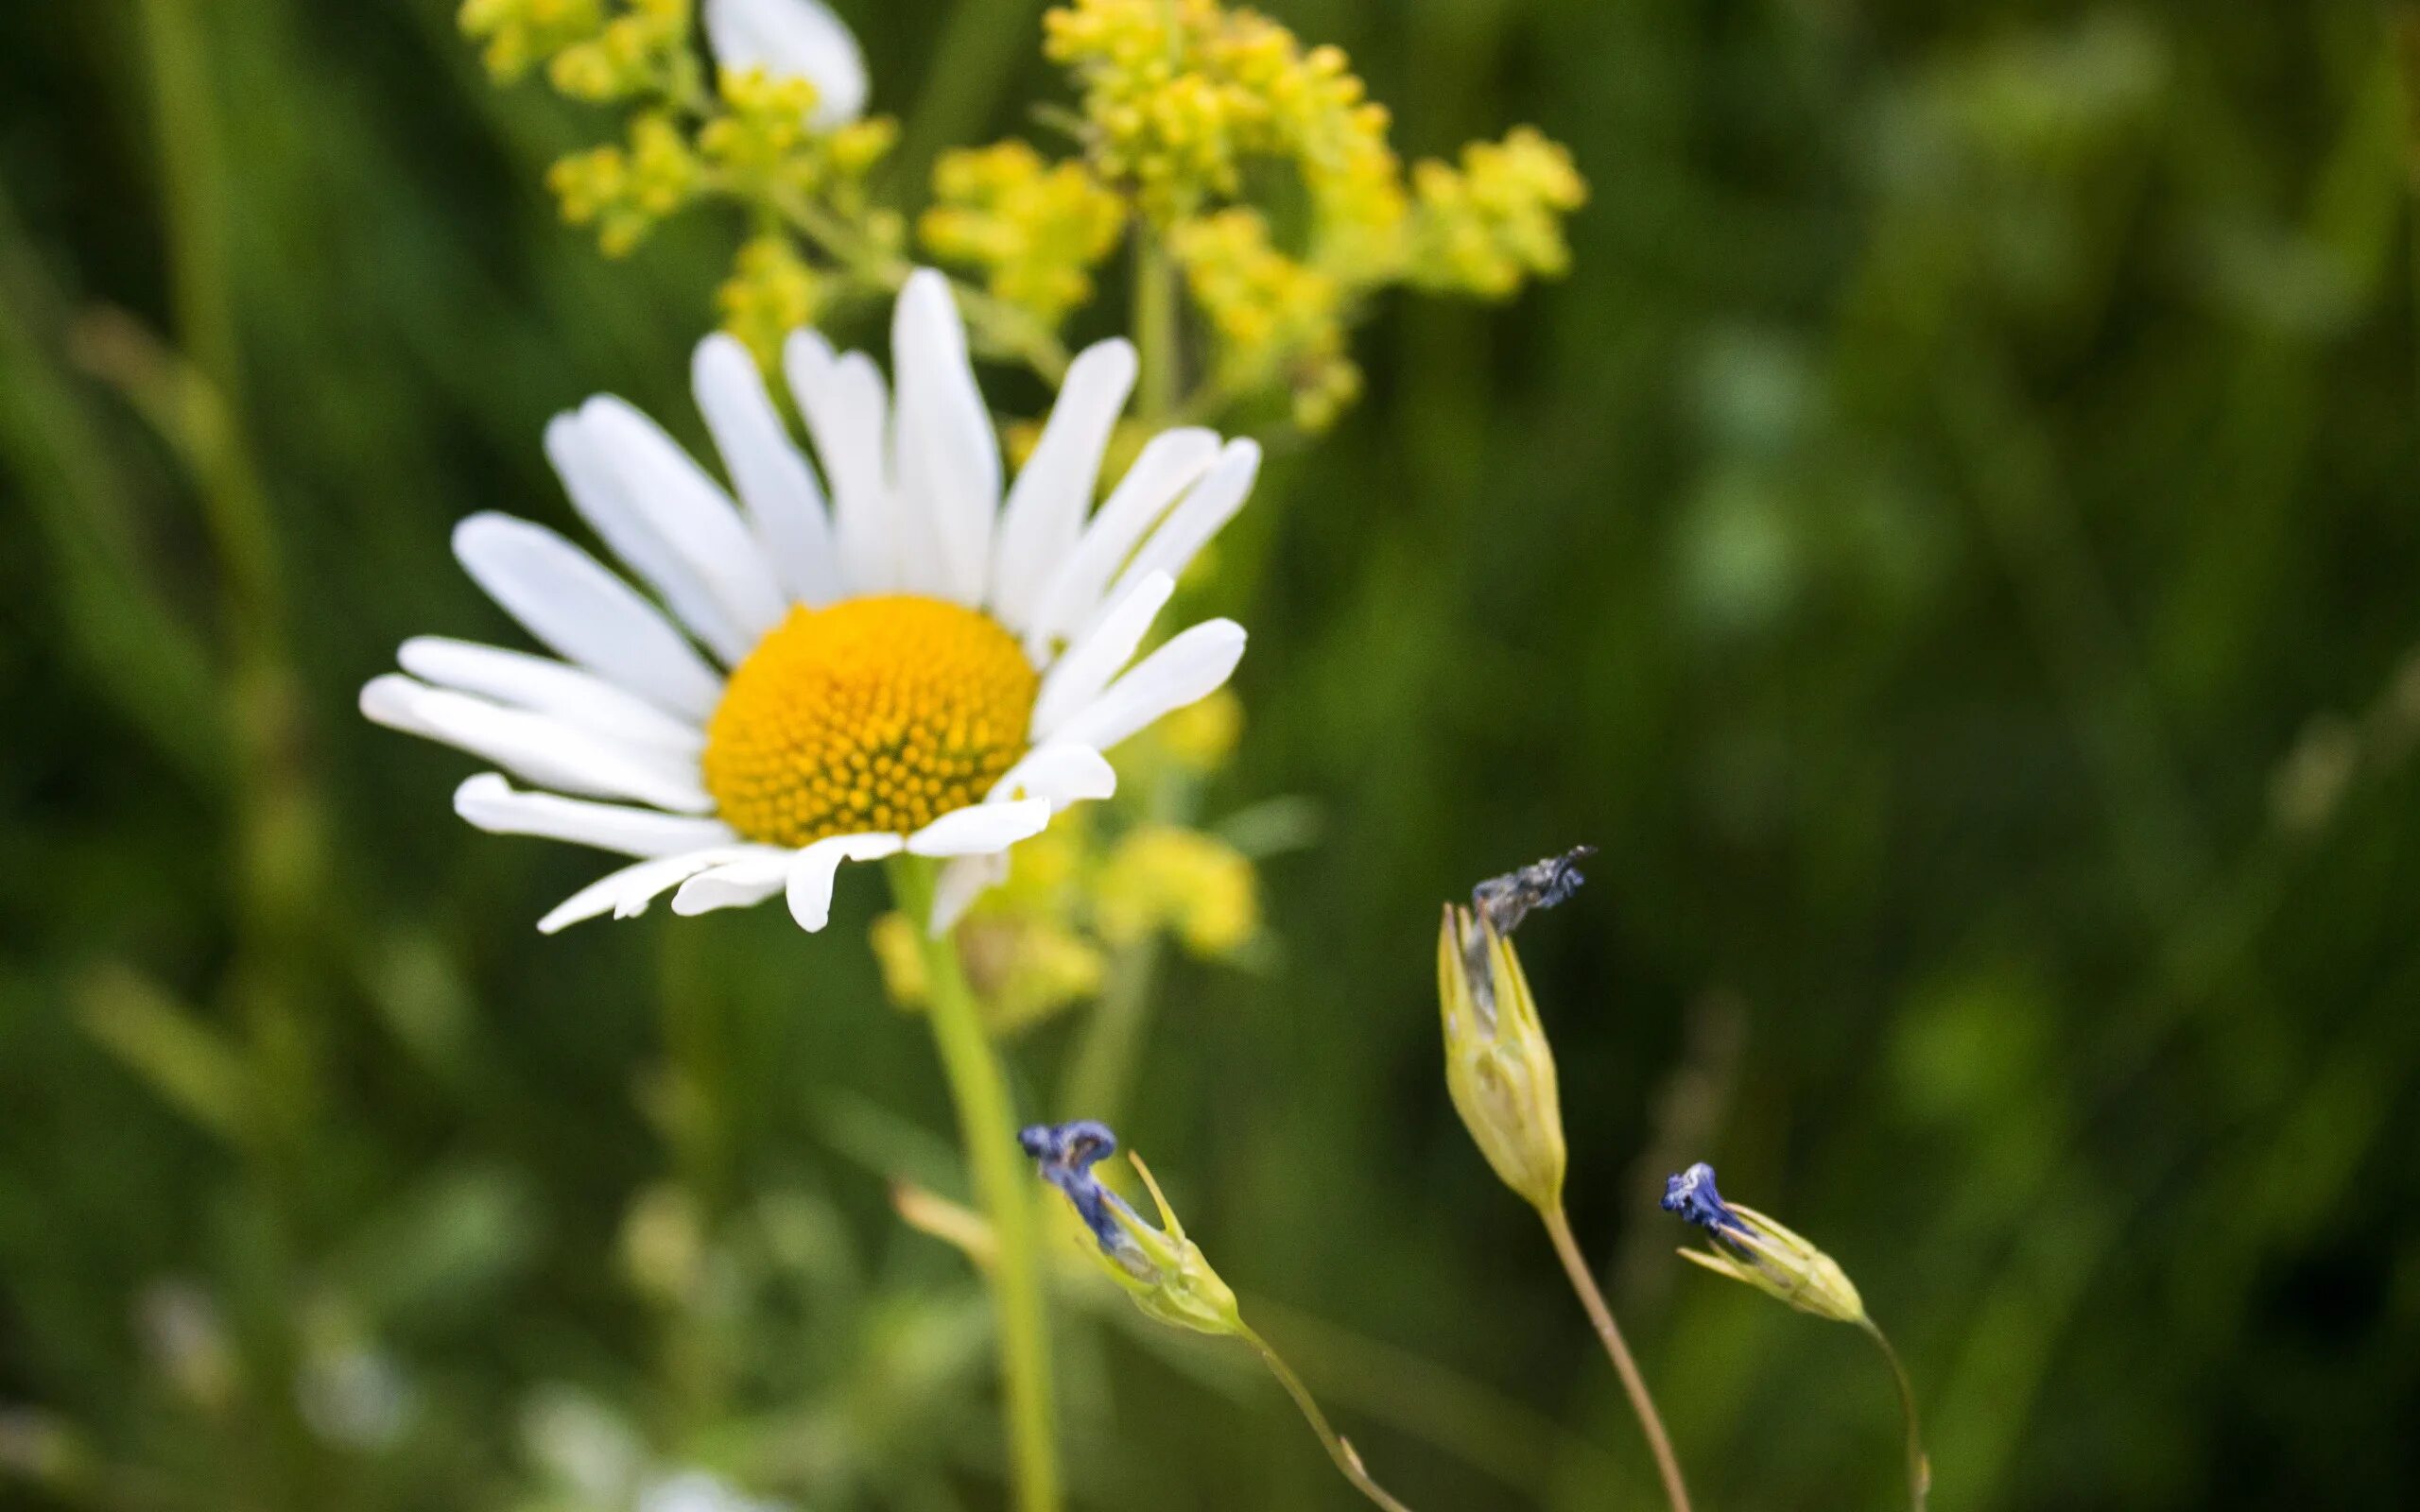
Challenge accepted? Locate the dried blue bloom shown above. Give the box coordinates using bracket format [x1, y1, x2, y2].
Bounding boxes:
[1661, 1161, 1751, 1237]
[1471, 846, 1594, 937]
[1019, 1119, 1243, 1333]
[1457, 845, 1592, 1026]
[1017, 1121, 1143, 1269]
[1661, 1160, 1865, 1323]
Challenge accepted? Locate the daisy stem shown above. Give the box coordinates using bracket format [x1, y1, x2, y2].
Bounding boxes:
[888, 858, 1063, 1512]
[1237, 1324, 1418, 1512]
[1539, 1202, 1693, 1512]
[1860, 1318, 1931, 1512]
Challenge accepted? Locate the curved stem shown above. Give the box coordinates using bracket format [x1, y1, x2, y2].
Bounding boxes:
[889, 860, 1063, 1512]
[1861, 1320, 1930, 1512]
[768, 191, 1069, 382]
[1540, 1203, 1692, 1512]
[1239, 1325, 1417, 1512]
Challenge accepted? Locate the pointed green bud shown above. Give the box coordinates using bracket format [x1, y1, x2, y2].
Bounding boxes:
[1438, 900, 1567, 1212]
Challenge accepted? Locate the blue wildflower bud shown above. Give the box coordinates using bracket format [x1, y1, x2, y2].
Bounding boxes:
[1436, 850, 1587, 1212]
[1662, 1161, 1866, 1324]
[1019, 1120, 1243, 1337]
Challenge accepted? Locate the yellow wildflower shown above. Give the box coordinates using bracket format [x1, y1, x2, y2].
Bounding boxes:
[458, 0, 604, 83]
[716, 232, 821, 366]
[546, 0, 690, 102]
[1097, 823, 1259, 957]
[1408, 127, 1588, 299]
[546, 112, 700, 255]
[921, 142, 1127, 327]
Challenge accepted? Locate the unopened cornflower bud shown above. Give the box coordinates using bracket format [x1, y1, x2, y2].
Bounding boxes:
[1437, 848, 1590, 1212]
[1019, 1120, 1242, 1337]
[1662, 1161, 1867, 1324]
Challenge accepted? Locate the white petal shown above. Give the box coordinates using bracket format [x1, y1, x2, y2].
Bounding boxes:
[989, 338, 1135, 631]
[399, 637, 703, 756]
[1023, 427, 1220, 660]
[907, 797, 1050, 857]
[701, 0, 869, 128]
[452, 513, 722, 721]
[668, 847, 800, 915]
[890, 269, 1000, 605]
[929, 852, 1008, 935]
[575, 397, 789, 647]
[537, 847, 760, 934]
[454, 773, 736, 857]
[989, 744, 1116, 810]
[692, 334, 843, 606]
[1045, 620, 1246, 753]
[544, 412, 752, 662]
[1094, 438, 1260, 630]
[785, 331, 895, 593]
[1029, 571, 1172, 739]
[361, 674, 714, 813]
[786, 833, 906, 931]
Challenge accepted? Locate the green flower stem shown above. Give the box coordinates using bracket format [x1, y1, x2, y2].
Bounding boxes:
[1540, 1202, 1693, 1512]
[1133, 229, 1182, 424]
[766, 190, 1070, 382]
[888, 858, 1063, 1512]
[1238, 1325, 1418, 1512]
[1055, 934, 1162, 1123]
[1861, 1319, 1931, 1512]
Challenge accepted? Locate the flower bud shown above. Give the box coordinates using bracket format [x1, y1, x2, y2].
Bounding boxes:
[1662, 1162, 1866, 1324]
[1019, 1121, 1243, 1337]
[1436, 848, 1591, 1212]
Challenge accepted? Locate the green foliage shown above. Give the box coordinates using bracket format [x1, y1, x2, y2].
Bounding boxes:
[2, 2, 2417, 1510]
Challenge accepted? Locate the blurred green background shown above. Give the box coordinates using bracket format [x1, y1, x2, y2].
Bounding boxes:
[5, 1, 2417, 1508]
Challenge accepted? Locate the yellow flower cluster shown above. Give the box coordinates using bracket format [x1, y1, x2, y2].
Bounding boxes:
[546, 0, 691, 103]
[464, 0, 910, 361]
[716, 232, 822, 365]
[920, 143, 1126, 328]
[1037, 0, 1582, 428]
[547, 112, 700, 257]
[1407, 128, 1589, 299]
[458, 0, 603, 83]
[1096, 824, 1258, 956]
[698, 68, 897, 204]
[1168, 210, 1358, 431]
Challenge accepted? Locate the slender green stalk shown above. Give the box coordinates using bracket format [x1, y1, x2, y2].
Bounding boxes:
[1238, 1325, 1417, 1512]
[888, 859, 1063, 1512]
[1861, 1319, 1931, 1512]
[767, 191, 1069, 382]
[1133, 231, 1182, 424]
[1539, 1203, 1692, 1512]
[1056, 936, 1163, 1121]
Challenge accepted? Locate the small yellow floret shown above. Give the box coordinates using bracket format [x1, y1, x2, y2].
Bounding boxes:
[703, 596, 1039, 847]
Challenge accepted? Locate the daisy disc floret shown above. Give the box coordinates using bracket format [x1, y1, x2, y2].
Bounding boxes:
[363, 269, 1258, 935]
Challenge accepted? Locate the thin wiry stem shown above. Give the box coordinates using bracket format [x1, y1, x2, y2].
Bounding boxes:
[889, 859, 1063, 1512]
[1861, 1319, 1931, 1512]
[1540, 1203, 1693, 1512]
[1238, 1326, 1418, 1512]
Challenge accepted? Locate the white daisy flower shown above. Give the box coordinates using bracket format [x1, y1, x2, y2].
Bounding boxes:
[701, 0, 869, 129]
[364, 270, 1255, 936]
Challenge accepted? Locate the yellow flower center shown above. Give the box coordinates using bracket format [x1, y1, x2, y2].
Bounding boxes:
[702, 595, 1038, 847]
